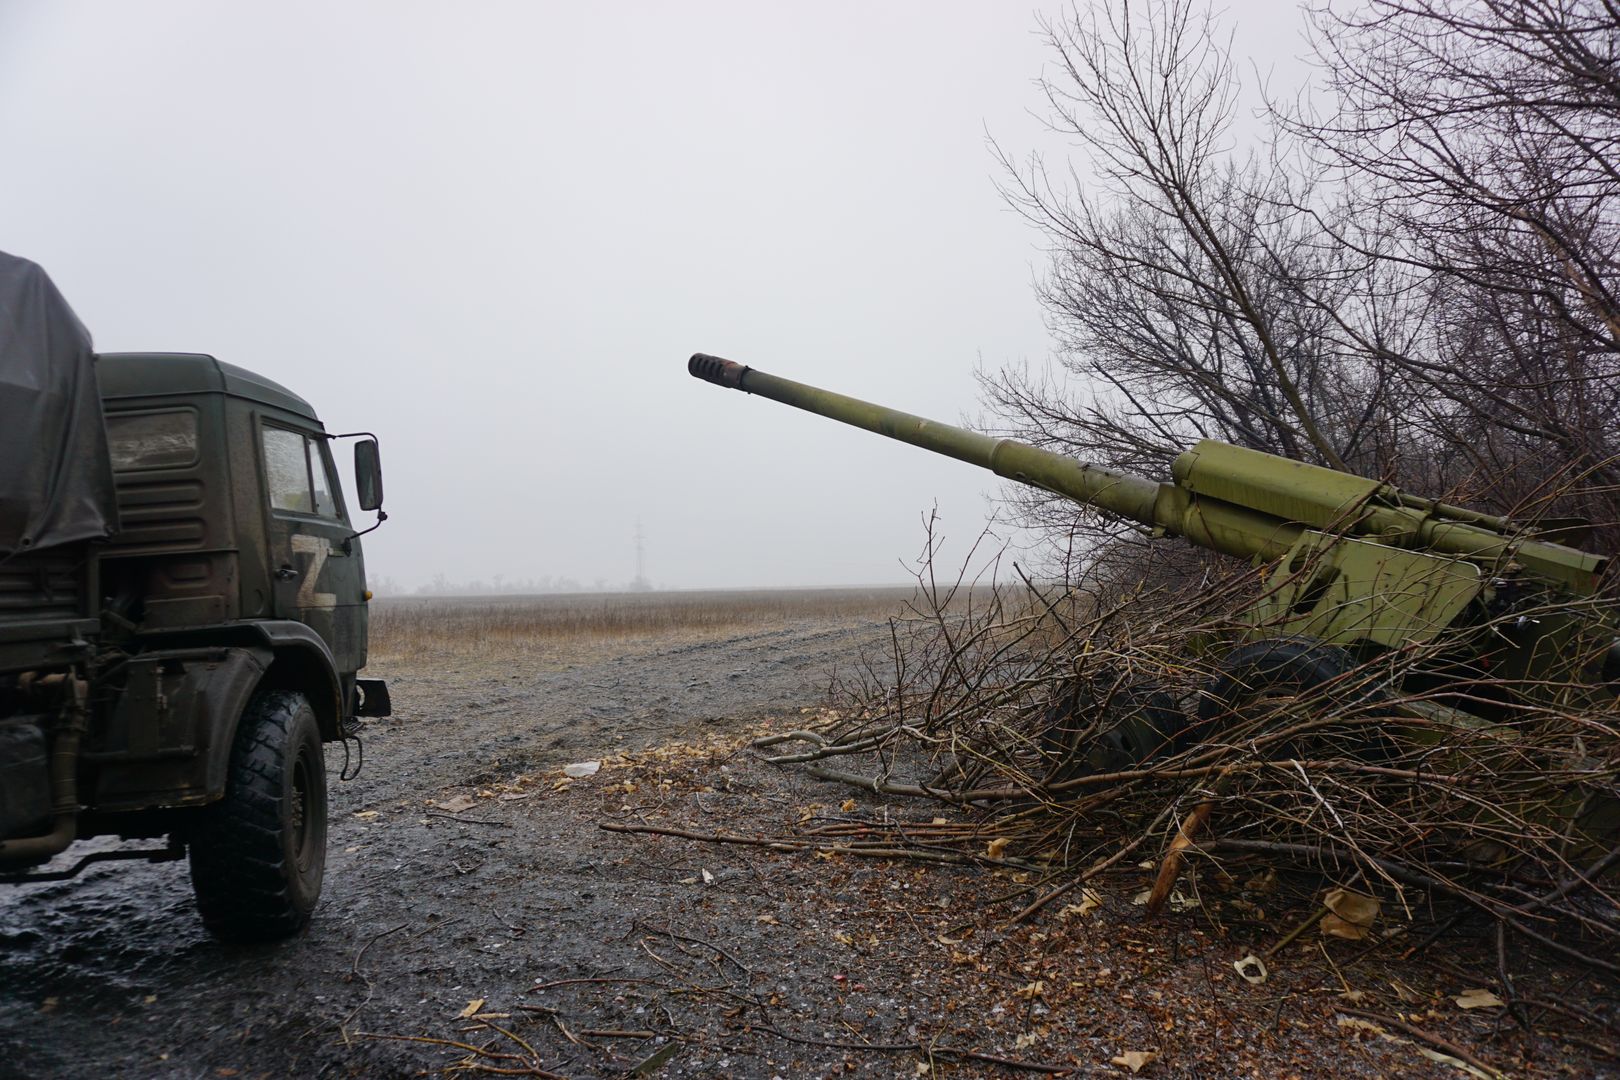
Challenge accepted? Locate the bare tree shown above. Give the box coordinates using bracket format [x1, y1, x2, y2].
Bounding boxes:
[992, 2, 1377, 476]
[994, 0, 1620, 551]
[1295, 0, 1620, 540]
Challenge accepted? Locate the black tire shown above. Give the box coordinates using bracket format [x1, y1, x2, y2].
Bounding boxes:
[189, 689, 327, 942]
[1041, 679, 1187, 778]
[1190, 636, 1387, 757]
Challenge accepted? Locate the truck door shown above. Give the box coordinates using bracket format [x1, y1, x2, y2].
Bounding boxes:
[260, 422, 366, 674]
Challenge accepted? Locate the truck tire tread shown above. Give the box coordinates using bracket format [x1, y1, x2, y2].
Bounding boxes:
[188, 689, 326, 942]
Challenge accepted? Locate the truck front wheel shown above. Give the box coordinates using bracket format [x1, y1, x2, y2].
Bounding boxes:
[189, 689, 327, 942]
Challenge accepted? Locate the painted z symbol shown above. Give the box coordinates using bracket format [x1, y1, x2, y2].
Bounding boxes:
[290, 533, 339, 610]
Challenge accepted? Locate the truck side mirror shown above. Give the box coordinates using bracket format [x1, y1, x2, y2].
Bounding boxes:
[354, 439, 384, 511]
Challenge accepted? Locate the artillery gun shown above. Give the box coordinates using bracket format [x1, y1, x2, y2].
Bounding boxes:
[687, 353, 1619, 767]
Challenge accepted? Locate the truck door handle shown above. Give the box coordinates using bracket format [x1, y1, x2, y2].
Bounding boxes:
[275, 565, 300, 581]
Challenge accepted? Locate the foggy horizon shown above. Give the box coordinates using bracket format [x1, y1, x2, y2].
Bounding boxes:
[0, 1, 1311, 592]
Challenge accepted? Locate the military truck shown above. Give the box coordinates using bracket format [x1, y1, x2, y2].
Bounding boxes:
[0, 252, 390, 941]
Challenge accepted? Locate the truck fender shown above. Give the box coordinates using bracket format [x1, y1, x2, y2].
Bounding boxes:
[89, 632, 343, 810]
[86, 645, 274, 810]
[187, 646, 275, 801]
[243, 620, 345, 741]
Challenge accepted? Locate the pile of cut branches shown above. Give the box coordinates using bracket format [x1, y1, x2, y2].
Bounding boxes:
[761, 531, 1620, 989]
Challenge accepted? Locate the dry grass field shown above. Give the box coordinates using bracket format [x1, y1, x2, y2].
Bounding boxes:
[367, 587, 923, 661]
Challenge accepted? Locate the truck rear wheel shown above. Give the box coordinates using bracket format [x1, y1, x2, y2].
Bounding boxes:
[188, 688, 327, 942]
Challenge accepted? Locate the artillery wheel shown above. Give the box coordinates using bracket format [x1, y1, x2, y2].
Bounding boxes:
[1041, 679, 1187, 779]
[1193, 636, 1387, 758]
[189, 689, 327, 942]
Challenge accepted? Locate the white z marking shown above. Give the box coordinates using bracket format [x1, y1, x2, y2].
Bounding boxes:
[290, 534, 339, 610]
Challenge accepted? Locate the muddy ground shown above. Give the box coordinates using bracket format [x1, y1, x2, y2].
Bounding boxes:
[1, 598, 1614, 1078]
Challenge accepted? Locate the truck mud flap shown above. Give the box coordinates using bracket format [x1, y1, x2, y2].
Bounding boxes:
[354, 678, 391, 718]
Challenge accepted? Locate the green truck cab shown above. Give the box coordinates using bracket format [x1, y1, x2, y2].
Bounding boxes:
[0, 255, 389, 941]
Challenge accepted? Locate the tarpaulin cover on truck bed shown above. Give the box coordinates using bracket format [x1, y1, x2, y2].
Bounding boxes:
[0, 251, 116, 558]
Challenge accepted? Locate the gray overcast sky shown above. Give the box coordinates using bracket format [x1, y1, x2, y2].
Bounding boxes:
[0, 1, 1310, 591]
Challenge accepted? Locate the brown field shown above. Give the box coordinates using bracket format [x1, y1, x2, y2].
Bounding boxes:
[367, 586, 922, 660]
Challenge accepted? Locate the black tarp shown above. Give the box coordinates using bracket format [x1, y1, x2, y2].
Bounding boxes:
[0, 251, 116, 557]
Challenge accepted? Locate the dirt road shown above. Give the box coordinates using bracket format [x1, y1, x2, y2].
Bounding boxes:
[0, 605, 891, 1078]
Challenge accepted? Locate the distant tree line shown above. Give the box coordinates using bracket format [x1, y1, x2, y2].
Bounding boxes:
[368, 573, 648, 597]
[993, 0, 1620, 564]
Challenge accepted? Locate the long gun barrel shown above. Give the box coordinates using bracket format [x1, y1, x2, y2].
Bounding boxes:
[688, 353, 1606, 596]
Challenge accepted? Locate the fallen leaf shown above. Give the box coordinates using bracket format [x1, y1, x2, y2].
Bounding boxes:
[434, 794, 478, 814]
[700, 868, 714, 885]
[1059, 889, 1105, 919]
[1417, 1046, 1497, 1080]
[756, 914, 780, 926]
[1245, 867, 1278, 893]
[1336, 1016, 1385, 1035]
[840, 798, 857, 812]
[1110, 1049, 1159, 1073]
[1131, 889, 1152, 906]
[931, 817, 948, 826]
[986, 837, 1011, 859]
[40, 997, 58, 1013]
[1323, 887, 1380, 928]
[834, 931, 854, 946]
[458, 998, 485, 1019]
[1015, 1031, 1040, 1049]
[562, 761, 601, 779]
[1454, 988, 1505, 1010]
[1233, 953, 1268, 985]
[353, 810, 380, 820]
[1321, 913, 1371, 941]
[1014, 980, 1044, 999]
[1389, 978, 1425, 1004]
[1227, 897, 1265, 921]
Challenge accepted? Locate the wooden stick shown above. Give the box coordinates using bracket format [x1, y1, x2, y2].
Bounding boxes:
[1146, 765, 1235, 916]
[1011, 806, 1173, 923]
[1337, 1007, 1504, 1080]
